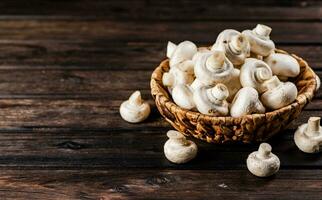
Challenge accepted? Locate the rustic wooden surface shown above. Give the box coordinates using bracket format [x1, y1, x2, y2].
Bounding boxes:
[0, 0, 321, 199]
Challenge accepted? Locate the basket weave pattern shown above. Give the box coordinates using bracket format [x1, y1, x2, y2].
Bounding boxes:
[151, 49, 318, 144]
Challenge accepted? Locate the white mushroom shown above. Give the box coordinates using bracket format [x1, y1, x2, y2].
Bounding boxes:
[193, 51, 234, 86]
[162, 60, 195, 90]
[247, 143, 280, 177]
[167, 41, 197, 67]
[264, 53, 300, 79]
[119, 91, 150, 123]
[166, 41, 177, 58]
[261, 76, 298, 110]
[315, 75, 321, 92]
[242, 24, 275, 56]
[192, 51, 242, 100]
[193, 83, 229, 116]
[240, 58, 273, 93]
[192, 47, 212, 64]
[249, 52, 264, 60]
[190, 78, 207, 91]
[211, 29, 250, 65]
[294, 117, 322, 153]
[230, 87, 265, 118]
[277, 75, 289, 82]
[225, 68, 242, 102]
[191, 49, 241, 101]
[172, 84, 195, 110]
[164, 130, 198, 164]
[177, 59, 195, 74]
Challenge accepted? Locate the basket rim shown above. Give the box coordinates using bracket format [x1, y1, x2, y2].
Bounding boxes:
[150, 49, 318, 122]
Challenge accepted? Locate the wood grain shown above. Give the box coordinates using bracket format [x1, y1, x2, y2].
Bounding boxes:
[0, 98, 317, 169]
[0, 169, 321, 200]
[0, 125, 319, 169]
[0, 98, 318, 130]
[0, 0, 320, 21]
[0, 41, 320, 70]
[0, 20, 319, 44]
[0, 69, 320, 98]
[0, 0, 321, 199]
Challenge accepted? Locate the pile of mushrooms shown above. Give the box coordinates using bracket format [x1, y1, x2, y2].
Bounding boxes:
[118, 24, 322, 177]
[163, 24, 301, 117]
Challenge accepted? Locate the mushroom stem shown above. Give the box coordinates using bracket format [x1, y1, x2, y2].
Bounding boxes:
[167, 130, 188, 145]
[254, 24, 272, 37]
[162, 72, 175, 87]
[205, 51, 225, 71]
[306, 117, 321, 137]
[255, 68, 272, 82]
[206, 84, 229, 104]
[129, 91, 142, 106]
[258, 143, 272, 159]
[263, 76, 281, 90]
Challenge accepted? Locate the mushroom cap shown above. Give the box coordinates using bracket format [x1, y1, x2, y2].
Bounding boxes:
[230, 87, 265, 117]
[172, 84, 195, 110]
[294, 117, 322, 153]
[194, 51, 234, 85]
[176, 60, 195, 75]
[242, 24, 275, 56]
[167, 41, 177, 58]
[192, 47, 212, 64]
[261, 76, 298, 110]
[169, 41, 197, 67]
[164, 130, 198, 164]
[211, 29, 250, 65]
[264, 53, 300, 78]
[246, 143, 280, 177]
[119, 91, 150, 123]
[162, 64, 194, 88]
[240, 58, 273, 93]
[315, 75, 321, 92]
[190, 78, 208, 91]
[193, 84, 229, 116]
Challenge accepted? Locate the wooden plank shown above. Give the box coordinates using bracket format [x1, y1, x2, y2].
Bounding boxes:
[0, 127, 319, 169]
[0, 20, 319, 44]
[0, 98, 316, 170]
[0, 59, 317, 131]
[0, 69, 320, 98]
[0, 1, 320, 198]
[0, 41, 320, 70]
[0, 98, 318, 130]
[0, 169, 321, 200]
[0, 0, 319, 21]
[304, 100, 322, 110]
[0, 125, 317, 169]
[0, 70, 151, 95]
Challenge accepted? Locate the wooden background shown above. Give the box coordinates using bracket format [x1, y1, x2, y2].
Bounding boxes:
[0, 0, 321, 199]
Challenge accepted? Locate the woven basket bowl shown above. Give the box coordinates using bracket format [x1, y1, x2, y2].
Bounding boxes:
[150, 49, 318, 144]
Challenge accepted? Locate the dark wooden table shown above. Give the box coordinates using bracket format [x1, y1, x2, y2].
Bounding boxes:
[0, 0, 321, 199]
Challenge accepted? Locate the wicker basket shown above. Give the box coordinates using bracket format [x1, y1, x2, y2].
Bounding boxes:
[150, 49, 318, 144]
